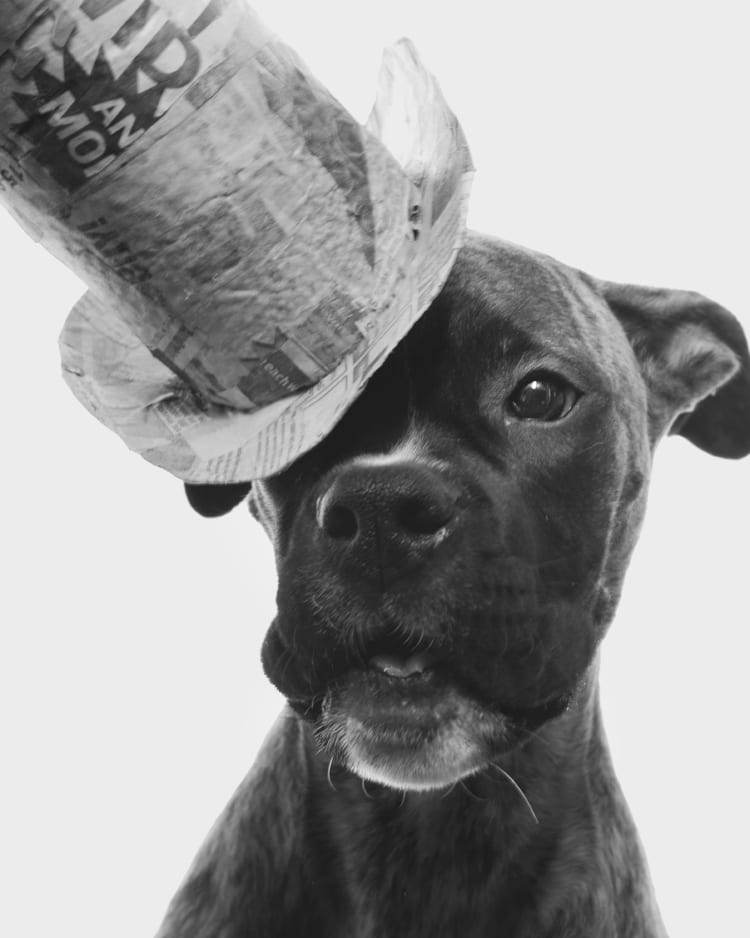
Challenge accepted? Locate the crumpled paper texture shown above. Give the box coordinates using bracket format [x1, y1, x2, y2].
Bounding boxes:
[0, 1, 473, 480]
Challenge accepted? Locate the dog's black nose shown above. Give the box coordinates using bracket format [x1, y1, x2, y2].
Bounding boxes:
[316, 462, 458, 575]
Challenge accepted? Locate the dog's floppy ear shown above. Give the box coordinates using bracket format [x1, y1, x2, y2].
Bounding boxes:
[184, 482, 253, 517]
[599, 281, 750, 458]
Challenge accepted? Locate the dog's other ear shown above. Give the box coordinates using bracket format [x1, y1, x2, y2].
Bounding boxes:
[184, 482, 252, 517]
[599, 281, 750, 458]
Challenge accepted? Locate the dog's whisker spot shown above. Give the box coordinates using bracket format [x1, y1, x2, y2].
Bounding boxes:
[489, 762, 539, 825]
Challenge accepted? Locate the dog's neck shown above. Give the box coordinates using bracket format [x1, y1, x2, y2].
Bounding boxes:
[298, 668, 664, 936]
[155, 667, 666, 938]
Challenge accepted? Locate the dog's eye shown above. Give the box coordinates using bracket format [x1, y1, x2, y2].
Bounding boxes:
[508, 374, 579, 421]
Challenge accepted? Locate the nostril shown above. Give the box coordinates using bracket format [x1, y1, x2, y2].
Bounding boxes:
[319, 501, 359, 540]
[395, 495, 453, 536]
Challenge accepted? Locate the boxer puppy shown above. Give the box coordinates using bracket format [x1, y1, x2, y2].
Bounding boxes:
[167, 233, 749, 937]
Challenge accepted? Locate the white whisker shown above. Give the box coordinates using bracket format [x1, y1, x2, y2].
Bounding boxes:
[326, 758, 338, 793]
[459, 779, 487, 803]
[440, 782, 458, 800]
[490, 762, 539, 825]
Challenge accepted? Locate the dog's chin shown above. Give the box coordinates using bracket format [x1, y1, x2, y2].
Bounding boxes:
[313, 669, 511, 792]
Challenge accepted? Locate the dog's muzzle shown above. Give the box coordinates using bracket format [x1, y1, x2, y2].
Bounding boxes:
[261, 457, 596, 790]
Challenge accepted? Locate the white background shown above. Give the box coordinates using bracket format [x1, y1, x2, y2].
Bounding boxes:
[1, 1, 748, 936]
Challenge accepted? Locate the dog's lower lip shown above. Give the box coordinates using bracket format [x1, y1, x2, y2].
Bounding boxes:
[329, 668, 451, 733]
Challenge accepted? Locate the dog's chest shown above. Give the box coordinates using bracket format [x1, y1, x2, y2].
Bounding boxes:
[317, 798, 552, 938]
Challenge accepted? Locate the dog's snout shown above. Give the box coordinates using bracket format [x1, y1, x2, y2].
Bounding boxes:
[315, 462, 457, 565]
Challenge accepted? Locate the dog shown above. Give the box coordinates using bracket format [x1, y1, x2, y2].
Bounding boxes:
[160, 232, 749, 937]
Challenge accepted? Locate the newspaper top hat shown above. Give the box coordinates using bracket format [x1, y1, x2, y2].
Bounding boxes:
[0, 1, 472, 482]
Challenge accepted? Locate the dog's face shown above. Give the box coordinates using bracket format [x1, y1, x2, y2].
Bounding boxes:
[187, 234, 750, 791]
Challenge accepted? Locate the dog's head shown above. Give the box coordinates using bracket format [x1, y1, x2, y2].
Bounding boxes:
[186, 233, 750, 790]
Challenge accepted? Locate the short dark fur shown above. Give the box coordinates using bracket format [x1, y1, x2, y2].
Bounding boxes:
[162, 233, 749, 938]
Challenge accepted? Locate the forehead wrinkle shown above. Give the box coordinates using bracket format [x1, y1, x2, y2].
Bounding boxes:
[436, 240, 645, 434]
[542, 262, 650, 449]
[504, 250, 641, 401]
[533, 259, 629, 372]
[446, 243, 572, 339]
[551, 260, 644, 394]
[445, 233, 561, 310]
[444, 234, 639, 392]
[464, 262, 594, 369]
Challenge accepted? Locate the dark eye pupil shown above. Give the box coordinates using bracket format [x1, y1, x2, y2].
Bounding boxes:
[509, 374, 579, 421]
[513, 379, 557, 418]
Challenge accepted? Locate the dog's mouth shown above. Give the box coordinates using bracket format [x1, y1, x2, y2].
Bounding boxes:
[332, 640, 456, 747]
[267, 611, 578, 792]
[293, 631, 568, 792]
[367, 647, 441, 679]
[313, 663, 505, 791]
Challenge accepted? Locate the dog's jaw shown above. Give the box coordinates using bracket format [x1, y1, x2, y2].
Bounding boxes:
[315, 670, 511, 791]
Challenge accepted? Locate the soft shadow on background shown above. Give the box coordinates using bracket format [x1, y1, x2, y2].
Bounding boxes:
[1, 2, 747, 936]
